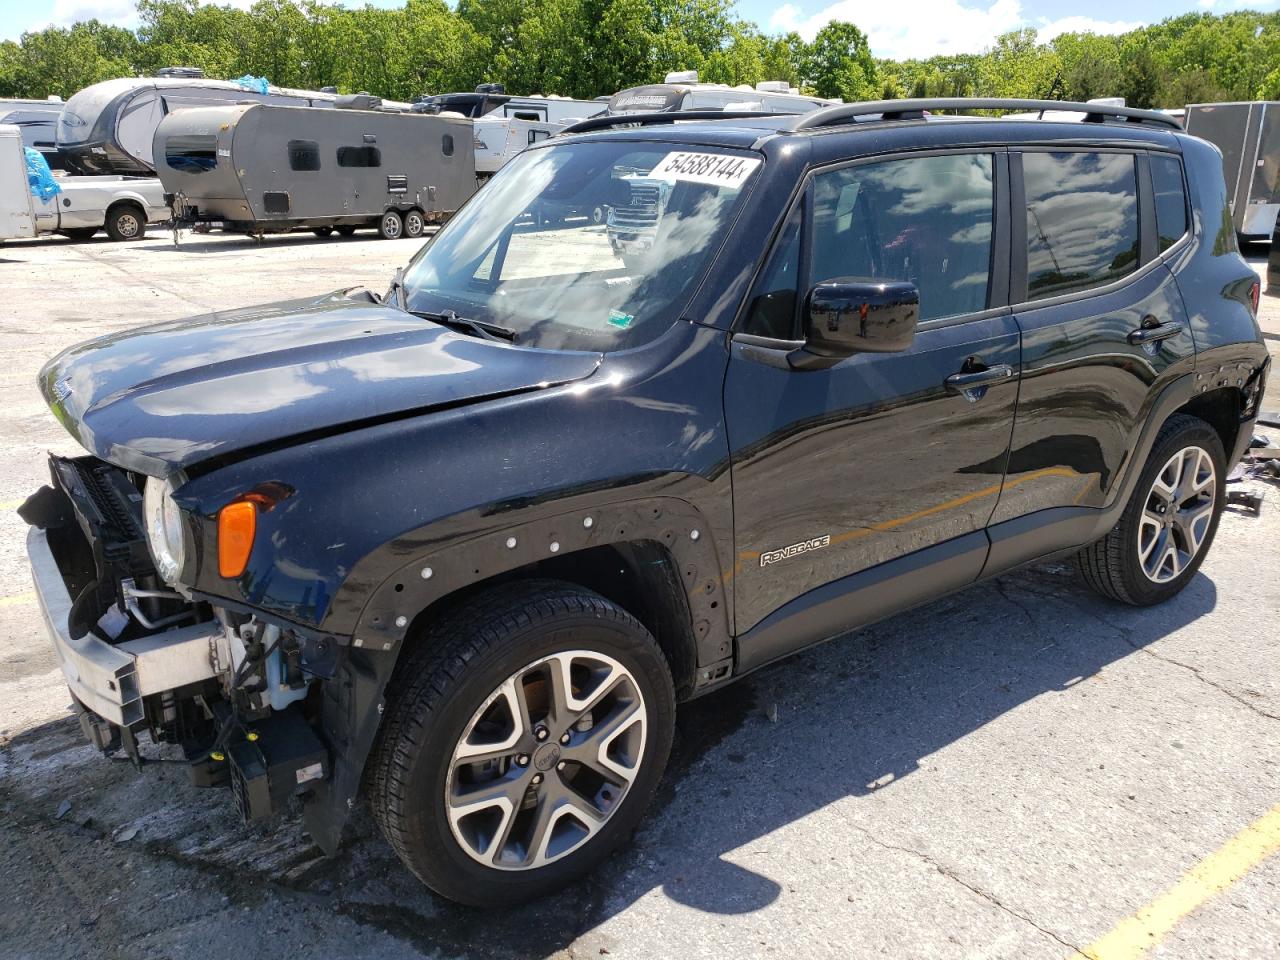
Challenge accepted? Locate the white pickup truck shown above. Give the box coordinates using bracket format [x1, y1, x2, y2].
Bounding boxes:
[1, 124, 167, 242]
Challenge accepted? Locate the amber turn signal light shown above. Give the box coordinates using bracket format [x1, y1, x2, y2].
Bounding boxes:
[218, 500, 257, 578]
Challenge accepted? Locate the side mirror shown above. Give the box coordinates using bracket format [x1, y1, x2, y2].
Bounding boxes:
[795, 279, 919, 369]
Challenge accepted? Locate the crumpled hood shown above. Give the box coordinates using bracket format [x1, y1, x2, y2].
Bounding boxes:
[40, 291, 602, 476]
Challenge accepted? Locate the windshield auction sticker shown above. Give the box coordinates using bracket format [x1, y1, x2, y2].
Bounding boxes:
[654, 152, 761, 189]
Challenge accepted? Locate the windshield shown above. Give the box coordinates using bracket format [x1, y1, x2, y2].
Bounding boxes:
[402, 140, 760, 351]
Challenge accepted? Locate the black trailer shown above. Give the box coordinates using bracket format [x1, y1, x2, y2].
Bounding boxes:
[1185, 101, 1280, 243]
[56, 75, 346, 176]
[154, 102, 475, 239]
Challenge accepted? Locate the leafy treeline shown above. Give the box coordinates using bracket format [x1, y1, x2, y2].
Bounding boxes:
[1, 0, 1278, 108]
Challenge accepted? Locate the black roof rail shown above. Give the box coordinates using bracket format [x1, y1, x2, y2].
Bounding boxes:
[785, 98, 1182, 131]
[559, 110, 781, 136]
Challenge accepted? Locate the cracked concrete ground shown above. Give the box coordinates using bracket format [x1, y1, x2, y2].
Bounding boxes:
[1, 232, 1278, 960]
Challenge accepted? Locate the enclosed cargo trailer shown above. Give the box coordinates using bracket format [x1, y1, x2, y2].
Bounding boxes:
[155, 102, 475, 239]
[1185, 101, 1280, 243]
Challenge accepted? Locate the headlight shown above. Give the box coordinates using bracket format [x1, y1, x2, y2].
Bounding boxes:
[143, 476, 186, 585]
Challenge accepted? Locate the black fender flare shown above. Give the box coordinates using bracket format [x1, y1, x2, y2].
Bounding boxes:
[303, 495, 731, 853]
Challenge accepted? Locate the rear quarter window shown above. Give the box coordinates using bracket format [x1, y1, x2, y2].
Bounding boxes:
[1150, 154, 1189, 251]
[1022, 151, 1139, 301]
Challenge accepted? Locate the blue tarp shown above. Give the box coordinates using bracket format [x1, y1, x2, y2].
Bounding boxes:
[24, 146, 60, 202]
[232, 75, 270, 94]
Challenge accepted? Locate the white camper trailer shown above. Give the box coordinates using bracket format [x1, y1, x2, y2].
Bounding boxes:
[419, 87, 604, 175]
[605, 72, 837, 116]
[0, 96, 64, 169]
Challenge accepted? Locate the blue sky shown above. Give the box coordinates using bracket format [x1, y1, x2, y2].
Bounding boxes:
[3, 0, 1278, 59]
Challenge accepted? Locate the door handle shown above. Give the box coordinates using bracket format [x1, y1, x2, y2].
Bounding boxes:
[944, 363, 1014, 394]
[1128, 319, 1183, 346]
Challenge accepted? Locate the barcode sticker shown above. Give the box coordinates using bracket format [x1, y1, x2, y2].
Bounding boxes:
[654, 152, 761, 189]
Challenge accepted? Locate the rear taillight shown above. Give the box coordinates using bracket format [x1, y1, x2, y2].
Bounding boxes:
[1249, 279, 1260, 318]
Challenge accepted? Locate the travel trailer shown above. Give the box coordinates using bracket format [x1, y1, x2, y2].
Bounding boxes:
[471, 97, 604, 174]
[1185, 101, 1280, 242]
[0, 97, 64, 169]
[605, 71, 837, 115]
[57, 73, 354, 177]
[418, 86, 604, 175]
[0, 125, 167, 242]
[155, 102, 475, 239]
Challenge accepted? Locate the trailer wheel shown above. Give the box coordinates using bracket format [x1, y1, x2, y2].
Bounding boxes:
[403, 209, 426, 239]
[336, 225, 358, 237]
[105, 203, 146, 242]
[312, 226, 334, 238]
[378, 210, 404, 240]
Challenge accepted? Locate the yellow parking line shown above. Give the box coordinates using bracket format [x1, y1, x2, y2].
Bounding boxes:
[0, 590, 35, 608]
[1077, 802, 1280, 960]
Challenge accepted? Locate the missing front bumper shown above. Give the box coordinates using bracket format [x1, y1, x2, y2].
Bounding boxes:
[28, 524, 229, 729]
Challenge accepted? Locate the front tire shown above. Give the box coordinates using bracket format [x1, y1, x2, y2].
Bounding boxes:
[367, 580, 675, 906]
[1077, 414, 1226, 605]
[377, 209, 403, 240]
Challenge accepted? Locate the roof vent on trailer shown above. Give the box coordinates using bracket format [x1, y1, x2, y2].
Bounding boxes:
[155, 66, 205, 79]
[755, 81, 792, 94]
[664, 70, 699, 84]
[335, 93, 383, 111]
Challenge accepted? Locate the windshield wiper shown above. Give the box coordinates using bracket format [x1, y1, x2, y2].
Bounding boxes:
[411, 308, 519, 344]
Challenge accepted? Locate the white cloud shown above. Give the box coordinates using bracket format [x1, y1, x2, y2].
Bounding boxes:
[10, 0, 263, 40]
[769, 0, 1145, 60]
[1035, 15, 1144, 44]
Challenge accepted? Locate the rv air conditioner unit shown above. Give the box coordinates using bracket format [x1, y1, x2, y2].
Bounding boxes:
[336, 93, 383, 111]
[155, 67, 205, 79]
[476, 83, 507, 95]
[754, 81, 791, 93]
[664, 70, 699, 84]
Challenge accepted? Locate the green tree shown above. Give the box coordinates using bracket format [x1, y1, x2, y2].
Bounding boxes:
[803, 21, 876, 100]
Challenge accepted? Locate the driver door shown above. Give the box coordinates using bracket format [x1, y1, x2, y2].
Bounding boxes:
[725, 150, 1022, 669]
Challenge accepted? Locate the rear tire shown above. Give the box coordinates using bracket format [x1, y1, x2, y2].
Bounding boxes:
[1077, 414, 1226, 605]
[367, 580, 675, 907]
[104, 204, 146, 242]
[378, 210, 403, 240]
[403, 209, 426, 238]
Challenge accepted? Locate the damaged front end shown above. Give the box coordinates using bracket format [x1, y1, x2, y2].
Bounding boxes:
[21, 453, 330, 824]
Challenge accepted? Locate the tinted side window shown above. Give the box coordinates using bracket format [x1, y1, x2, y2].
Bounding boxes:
[442, 134, 454, 157]
[287, 139, 320, 172]
[164, 134, 217, 174]
[810, 153, 994, 322]
[744, 206, 802, 338]
[1023, 151, 1139, 300]
[1150, 155, 1188, 251]
[337, 146, 381, 168]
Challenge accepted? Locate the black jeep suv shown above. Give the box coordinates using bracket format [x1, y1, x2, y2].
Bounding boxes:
[22, 99, 1269, 906]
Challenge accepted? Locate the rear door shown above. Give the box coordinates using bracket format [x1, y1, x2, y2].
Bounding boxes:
[985, 147, 1194, 570]
[725, 149, 1021, 663]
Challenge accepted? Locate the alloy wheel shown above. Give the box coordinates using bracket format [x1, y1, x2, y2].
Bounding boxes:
[117, 213, 139, 238]
[1138, 445, 1216, 583]
[445, 650, 647, 871]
